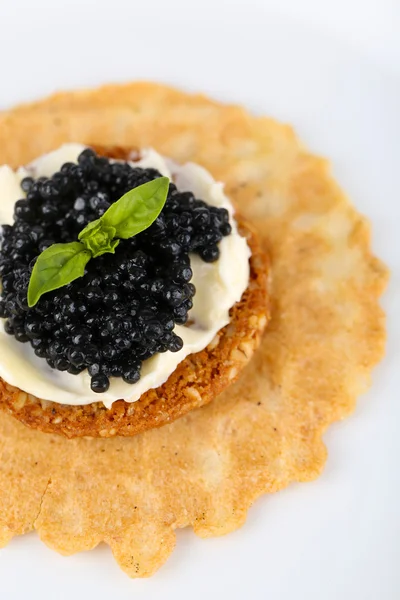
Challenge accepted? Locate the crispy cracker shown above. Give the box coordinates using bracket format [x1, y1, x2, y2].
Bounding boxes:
[0, 83, 388, 577]
[0, 181, 269, 437]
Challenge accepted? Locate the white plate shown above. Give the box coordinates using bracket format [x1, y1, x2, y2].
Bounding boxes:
[0, 1, 399, 599]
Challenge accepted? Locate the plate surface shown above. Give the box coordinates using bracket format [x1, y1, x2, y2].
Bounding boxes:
[0, 1, 399, 599]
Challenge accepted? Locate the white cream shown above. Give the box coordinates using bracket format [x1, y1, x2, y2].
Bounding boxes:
[0, 166, 28, 224]
[0, 145, 250, 408]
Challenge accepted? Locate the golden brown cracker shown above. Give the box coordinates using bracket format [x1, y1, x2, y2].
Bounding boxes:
[0, 82, 388, 577]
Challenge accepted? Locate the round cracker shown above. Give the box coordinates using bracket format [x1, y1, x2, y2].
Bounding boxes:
[0, 83, 388, 577]
[0, 166, 269, 436]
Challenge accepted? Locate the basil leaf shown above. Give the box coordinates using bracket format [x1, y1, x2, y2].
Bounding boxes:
[26, 176, 170, 305]
[78, 218, 103, 239]
[101, 176, 169, 239]
[79, 219, 118, 258]
[27, 242, 91, 307]
[82, 237, 120, 258]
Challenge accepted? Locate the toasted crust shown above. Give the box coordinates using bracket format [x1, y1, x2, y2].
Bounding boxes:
[0, 145, 270, 438]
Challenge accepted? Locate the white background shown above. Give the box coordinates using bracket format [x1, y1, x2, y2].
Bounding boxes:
[0, 1, 399, 599]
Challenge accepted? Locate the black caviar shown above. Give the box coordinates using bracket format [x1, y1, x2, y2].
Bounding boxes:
[0, 149, 232, 393]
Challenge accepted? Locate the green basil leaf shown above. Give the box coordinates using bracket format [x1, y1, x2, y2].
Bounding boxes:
[27, 242, 91, 307]
[101, 176, 169, 239]
[79, 219, 118, 258]
[26, 177, 170, 305]
[78, 218, 103, 239]
[83, 237, 120, 258]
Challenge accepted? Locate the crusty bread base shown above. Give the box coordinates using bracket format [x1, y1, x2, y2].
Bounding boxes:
[0, 83, 388, 577]
[0, 152, 269, 437]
